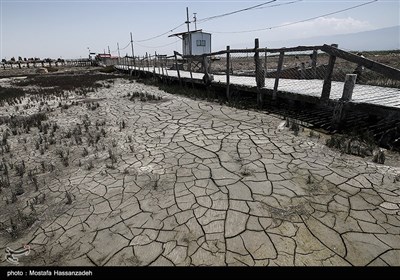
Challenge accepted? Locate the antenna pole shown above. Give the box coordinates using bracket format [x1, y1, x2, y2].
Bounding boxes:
[193, 13, 197, 30]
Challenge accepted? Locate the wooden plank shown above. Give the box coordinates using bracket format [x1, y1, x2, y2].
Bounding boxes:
[321, 44, 400, 81]
[360, 94, 400, 103]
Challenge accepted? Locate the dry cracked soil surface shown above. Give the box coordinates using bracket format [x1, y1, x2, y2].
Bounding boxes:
[0, 73, 400, 266]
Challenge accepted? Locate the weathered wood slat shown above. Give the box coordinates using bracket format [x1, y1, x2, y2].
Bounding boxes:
[361, 95, 400, 103]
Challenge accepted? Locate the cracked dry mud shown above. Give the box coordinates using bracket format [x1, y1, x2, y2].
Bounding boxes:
[1, 77, 400, 266]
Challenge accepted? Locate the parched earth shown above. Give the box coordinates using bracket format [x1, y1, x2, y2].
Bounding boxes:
[0, 77, 399, 266]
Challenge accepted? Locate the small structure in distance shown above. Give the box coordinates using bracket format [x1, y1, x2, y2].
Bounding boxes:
[169, 30, 211, 56]
[95, 53, 119, 66]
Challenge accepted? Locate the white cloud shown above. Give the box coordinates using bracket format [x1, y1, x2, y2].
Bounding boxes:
[270, 17, 374, 40]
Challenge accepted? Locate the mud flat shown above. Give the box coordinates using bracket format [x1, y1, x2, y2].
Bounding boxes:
[0, 72, 399, 266]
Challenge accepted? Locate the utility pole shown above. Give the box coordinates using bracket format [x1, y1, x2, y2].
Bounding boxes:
[108, 46, 110, 55]
[185, 7, 191, 55]
[117, 42, 120, 65]
[185, 7, 190, 33]
[130, 32, 135, 67]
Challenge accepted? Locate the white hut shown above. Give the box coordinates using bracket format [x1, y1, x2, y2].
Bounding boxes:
[169, 30, 211, 56]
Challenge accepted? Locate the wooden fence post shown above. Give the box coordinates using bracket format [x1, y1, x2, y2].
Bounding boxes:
[254, 38, 265, 88]
[153, 52, 157, 77]
[321, 43, 338, 102]
[300, 62, 306, 79]
[160, 55, 164, 76]
[174, 51, 182, 86]
[188, 56, 194, 87]
[264, 50, 268, 80]
[331, 73, 357, 130]
[272, 51, 285, 101]
[165, 56, 169, 78]
[226, 46, 231, 101]
[341, 74, 357, 101]
[254, 38, 265, 107]
[311, 49, 318, 79]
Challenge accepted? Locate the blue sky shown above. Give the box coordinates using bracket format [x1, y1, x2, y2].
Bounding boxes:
[1, 0, 399, 59]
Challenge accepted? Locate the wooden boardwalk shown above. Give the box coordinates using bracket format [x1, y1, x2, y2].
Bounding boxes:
[116, 65, 400, 110]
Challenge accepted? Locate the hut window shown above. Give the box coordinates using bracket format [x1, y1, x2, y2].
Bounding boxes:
[196, 40, 206, 46]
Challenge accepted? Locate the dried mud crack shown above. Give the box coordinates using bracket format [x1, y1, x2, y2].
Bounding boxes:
[0, 74, 399, 266]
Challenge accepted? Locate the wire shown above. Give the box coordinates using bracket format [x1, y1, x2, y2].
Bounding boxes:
[131, 0, 293, 43]
[119, 41, 131, 51]
[134, 40, 180, 49]
[109, 41, 131, 54]
[135, 23, 186, 43]
[205, 0, 378, 34]
[254, 0, 303, 10]
[196, 0, 277, 23]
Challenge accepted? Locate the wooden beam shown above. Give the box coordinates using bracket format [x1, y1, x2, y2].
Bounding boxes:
[321, 44, 400, 81]
[182, 45, 324, 60]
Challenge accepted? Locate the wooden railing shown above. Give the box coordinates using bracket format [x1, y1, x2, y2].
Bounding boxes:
[116, 40, 400, 111]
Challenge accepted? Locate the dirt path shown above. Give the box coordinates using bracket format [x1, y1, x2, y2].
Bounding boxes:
[0, 78, 399, 266]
